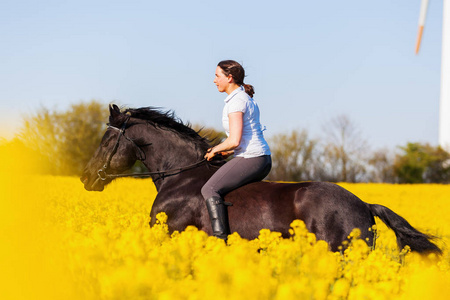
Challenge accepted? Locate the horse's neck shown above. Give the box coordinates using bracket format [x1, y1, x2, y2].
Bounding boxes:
[151, 163, 217, 193]
[140, 126, 207, 179]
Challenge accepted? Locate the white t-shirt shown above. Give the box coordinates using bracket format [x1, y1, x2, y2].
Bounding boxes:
[222, 86, 271, 158]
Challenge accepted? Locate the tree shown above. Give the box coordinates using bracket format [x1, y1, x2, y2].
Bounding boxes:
[319, 115, 369, 182]
[424, 146, 450, 183]
[19, 100, 109, 175]
[368, 148, 396, 183]
[393, 143, 427, 183]
[393, 143, 450, 183]
[267, 129, 318, 181]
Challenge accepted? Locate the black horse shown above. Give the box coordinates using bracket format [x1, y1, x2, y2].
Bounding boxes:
[81, 105, 441, 254]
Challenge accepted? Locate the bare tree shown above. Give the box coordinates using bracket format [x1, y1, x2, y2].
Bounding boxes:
[319, 115, 369, 182]
[368, 148, 396, 183]
[267, 129, 318, 181]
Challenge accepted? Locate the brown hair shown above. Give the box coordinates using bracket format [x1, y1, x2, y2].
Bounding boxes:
[217, 60, 255, 98]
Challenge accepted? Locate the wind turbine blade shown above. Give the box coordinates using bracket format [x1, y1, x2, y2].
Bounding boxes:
[416, 0, 430, 54]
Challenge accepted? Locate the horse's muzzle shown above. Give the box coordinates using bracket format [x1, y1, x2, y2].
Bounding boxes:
[80, 174, 105, 192]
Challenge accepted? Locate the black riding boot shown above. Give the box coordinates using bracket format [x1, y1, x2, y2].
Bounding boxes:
[205, 196, 231, 241]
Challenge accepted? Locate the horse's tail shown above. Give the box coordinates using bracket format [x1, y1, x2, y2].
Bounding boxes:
[367, 204, 441, 254]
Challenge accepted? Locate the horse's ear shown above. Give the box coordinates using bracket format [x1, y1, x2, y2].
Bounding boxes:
[109, 104, 121, 118]
[109, 104, 122, 125]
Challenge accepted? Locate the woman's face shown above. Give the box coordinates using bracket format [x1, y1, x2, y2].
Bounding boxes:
[214, 66, 231, 93]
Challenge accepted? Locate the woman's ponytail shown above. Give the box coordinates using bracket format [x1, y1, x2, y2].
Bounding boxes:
[242, 83, 255, 98]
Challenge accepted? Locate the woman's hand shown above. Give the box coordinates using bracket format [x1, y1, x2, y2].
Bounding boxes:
[218, 150, 234, 159]
[204, 148, 217, 161]
[204, 149, 234, 161]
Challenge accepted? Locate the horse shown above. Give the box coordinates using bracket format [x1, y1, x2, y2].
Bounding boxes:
[81, 104, 441, 254]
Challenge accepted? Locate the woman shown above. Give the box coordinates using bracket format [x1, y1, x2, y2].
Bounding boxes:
[201, 60, 272, 241]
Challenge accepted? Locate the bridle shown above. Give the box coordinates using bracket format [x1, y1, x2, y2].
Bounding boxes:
[93, 118, 207, 187]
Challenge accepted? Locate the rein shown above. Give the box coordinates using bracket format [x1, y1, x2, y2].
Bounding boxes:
[94, 119, 208, 185]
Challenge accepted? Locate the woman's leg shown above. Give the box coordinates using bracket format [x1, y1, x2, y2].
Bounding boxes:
[201, 155, 272, 199]
[201, 155, 271, 240]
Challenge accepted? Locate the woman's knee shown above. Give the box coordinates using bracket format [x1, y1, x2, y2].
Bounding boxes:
[201, 183, 218, 200]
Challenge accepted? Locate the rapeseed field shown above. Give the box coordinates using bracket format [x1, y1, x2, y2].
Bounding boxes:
[1, 144, 449, 299]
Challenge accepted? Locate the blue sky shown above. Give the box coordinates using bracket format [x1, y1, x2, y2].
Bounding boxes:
[0, 0, 444, 149]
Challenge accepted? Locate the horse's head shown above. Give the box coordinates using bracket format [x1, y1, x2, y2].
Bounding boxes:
[81, 104, 143, 191]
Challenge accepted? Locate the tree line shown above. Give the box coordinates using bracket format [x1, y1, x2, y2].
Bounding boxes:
[4, 100, 449, 183]
[267, 122, 450, 184]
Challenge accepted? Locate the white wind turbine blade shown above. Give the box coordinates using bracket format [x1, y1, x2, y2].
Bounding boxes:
[416, 0, 430, 54]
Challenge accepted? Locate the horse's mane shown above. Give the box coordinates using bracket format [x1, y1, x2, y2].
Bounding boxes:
[110, 106, 211, 151]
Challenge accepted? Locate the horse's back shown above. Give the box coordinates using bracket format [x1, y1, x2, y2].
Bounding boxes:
[224, 181, 303, 239]
[226, 181, 375, 250]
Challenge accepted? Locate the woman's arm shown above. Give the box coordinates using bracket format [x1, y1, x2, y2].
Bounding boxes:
[205, 112, 243, 161]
